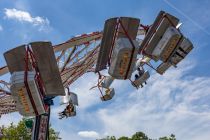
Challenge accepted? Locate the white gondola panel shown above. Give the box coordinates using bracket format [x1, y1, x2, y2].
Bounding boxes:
[108, 38, 139, 79]
[10, 71, 46, 117]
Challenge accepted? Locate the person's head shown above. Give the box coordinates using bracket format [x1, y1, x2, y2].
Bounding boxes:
[135, 74, 139, 78]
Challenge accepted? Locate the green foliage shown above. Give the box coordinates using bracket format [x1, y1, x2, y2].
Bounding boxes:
[0, 118, 61, 140]
[118, 136, 130, 140]
[104, 136, 117, 140]
[131, 132, 149, 140]
[1, 120, 31, 140]
[100, 132, 175, 140]
[49, 125, 61, 140]
[159, 134, 176, 140]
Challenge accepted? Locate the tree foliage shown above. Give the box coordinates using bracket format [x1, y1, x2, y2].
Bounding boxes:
[1, 121, 30, 140]
[49, 125, 61, 140]
[159, 134, 176, 140]
[100, 131, 176, 140]
[131, 132, 149, 140]
[118, 136, 130, 140]
[0, 118, 61, 140]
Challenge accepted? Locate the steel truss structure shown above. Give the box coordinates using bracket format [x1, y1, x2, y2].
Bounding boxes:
[0, 11, 193, 118]
[0, 29, 146, 116]
[0, 31, 101, 116]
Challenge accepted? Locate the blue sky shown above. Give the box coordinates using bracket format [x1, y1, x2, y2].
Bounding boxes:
[0, 0, 210, 140]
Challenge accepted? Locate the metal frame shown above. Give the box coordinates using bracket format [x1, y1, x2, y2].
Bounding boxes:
[0, 26, 148, 116]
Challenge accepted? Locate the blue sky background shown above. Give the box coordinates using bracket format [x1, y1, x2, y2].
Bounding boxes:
[0, 0, 210, 140]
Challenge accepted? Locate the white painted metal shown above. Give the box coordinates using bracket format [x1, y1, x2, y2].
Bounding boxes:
[60, 90, 78, 106]
[70, 92, 78, 106]
[152, 26, 181, 61]
[101, 76, 115, 89]
[109, 38, 139, 79]
[54, 32, 102, 52]
[10, 71, 46, 116]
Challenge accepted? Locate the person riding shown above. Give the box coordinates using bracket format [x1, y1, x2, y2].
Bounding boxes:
[59, 102, 75, 119]
[137, 67, 144, 77]
[59, 108, 68, 119]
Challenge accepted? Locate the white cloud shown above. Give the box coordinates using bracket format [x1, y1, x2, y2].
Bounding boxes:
[0, 25, 3, 31]
[71, 74, 101, 110]
[0, 112, 22, 126]
[4, 8, 49, 27]
[1, 59, 210, 140]
[78, 131, 100, 138]
[95, 61, 210, 140]
[49, 60, 210, 140]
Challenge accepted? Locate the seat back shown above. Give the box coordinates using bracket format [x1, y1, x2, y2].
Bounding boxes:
[133, 71, 150, 88]
[101, 88, 115, 101]
[95, 17, 140, 72]
[141, 11, 179, 59]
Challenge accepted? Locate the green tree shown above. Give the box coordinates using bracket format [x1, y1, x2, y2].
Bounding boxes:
[0, 119, 61, 140]
[1, 121, 30, 140]
[104, 136, 117, 140]
[131, 132, 149, 140]
[100, 131, 175, 140]
[118, 136, 130, 140]
[159, 134, 176, 140]
[49, 125, 61, 140]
